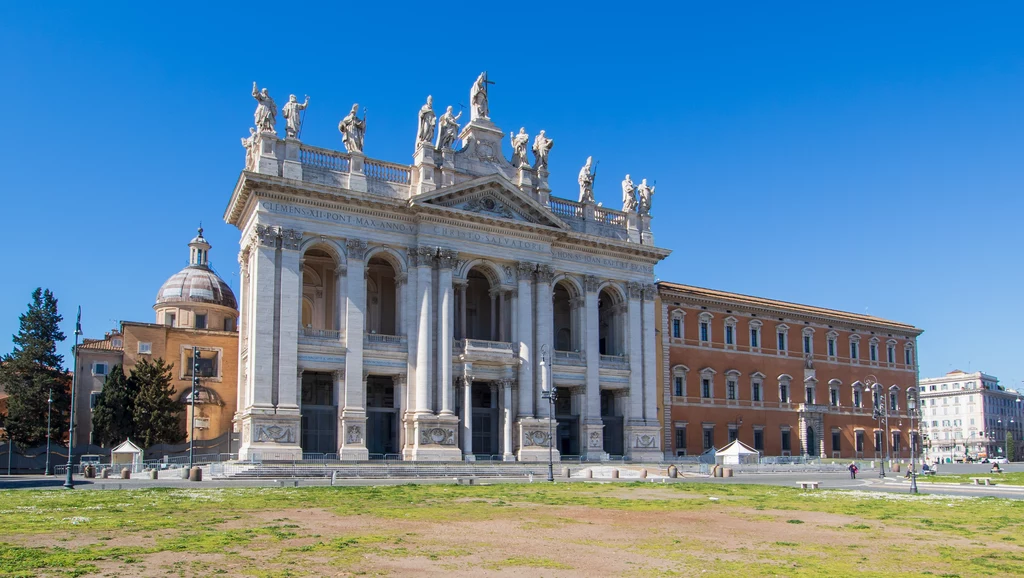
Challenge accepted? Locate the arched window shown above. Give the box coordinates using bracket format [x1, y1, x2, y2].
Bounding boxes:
[776, 323, 790, 355]
[889, 386, 900, 413]
[828, 379, 842, 408]
[598, 286, 626, 355]
[802, 327, 815, 356]
[366, 256, 399, 335]
[851, 381, 864, 408]
[552, 280, 579, 352]
[826, 330, 838, 359]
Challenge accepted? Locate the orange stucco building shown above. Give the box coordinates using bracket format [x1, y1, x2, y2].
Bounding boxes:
[658, 282, 923, 460]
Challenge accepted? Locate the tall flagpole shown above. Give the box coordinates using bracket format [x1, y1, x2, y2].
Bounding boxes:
[64, 306, 81, 489]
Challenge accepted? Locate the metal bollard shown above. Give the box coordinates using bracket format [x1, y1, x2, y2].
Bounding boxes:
[562, 466, 571, 479]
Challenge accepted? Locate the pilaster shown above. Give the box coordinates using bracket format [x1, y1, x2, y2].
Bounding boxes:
[339, 370, 369, 460]
[534, 264, 555, 418]
[340, 239, 368, 459]
[641, 283, 658, 427]
[348, 152, 368, 192]
[582, 275, 605, 460]
[515, 262, 535, 419]
[281, 137, 303, 181]
[437, 249, 458, 416]
[626, 282, 644, 425]
[413, 144, 437, 195]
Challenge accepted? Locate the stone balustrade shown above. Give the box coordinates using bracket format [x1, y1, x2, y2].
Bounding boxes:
[299, 144, 350, 172]
[599, 354, 630, 369]
[554, 350, 585, 367]
[365, 333, 408, 351]
[364, 158, 412, 184]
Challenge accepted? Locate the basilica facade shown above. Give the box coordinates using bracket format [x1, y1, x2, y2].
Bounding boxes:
[227, 76, 671, 462]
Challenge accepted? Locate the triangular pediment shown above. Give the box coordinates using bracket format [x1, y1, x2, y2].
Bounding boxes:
[411, 174, 569, 230]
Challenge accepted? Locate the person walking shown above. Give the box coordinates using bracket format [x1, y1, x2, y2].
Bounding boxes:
[848, 462, 858, 479]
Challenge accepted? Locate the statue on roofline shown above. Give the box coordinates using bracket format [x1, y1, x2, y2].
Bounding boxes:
[241, 127, 257, 170]
[252, 82, 277, 134]
[338, 104, 366, 154]
[416, 95, 436, 146]
[532, 130, 553, 171]
[436, 105, 462, 150]
[282, 94, 309, 139]
[510, 127, 529, 168]
[471, 72, 490, 120]
[621, 174, 638, 212]
[637, 178, 655, 215]
[578, 156, 596, 203]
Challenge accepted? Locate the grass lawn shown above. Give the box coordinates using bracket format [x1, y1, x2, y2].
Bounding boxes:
[1, 482, 1022, 577]
[920, 472, 1024, 485]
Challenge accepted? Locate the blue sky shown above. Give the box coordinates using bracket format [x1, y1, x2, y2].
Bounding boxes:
[1, 3, 1022, 388]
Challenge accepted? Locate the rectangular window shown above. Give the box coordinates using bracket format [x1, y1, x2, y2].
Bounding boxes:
[777, 332, 786, 352]
[185, 349, 219, 378]
[93, 362, 108, 376]
[750, 328, 759, 348]
[874, 431, 883, 452]
[905, 348, 913, 365]
[674, 376, 684, 397]
[138, 342, 152, 354]
[753, 429, 764, 451]
[855, 431, 864, 453]
[850, 342, 859, 360]
[195, 314, 207, 330]
[675, 427, 686, 449]
[781, 430, 791, 452]
[752, 383, 762, 402]
[89, 391, 101, 409]
[725, 325, 734, 345]
[890, 392, 898, 411]
[832, 431, 841, 453]
[828, 338, 836, 357]
[892, 432, 902, 453]
[780, 384, 789, 403]
[887, 345, 895, 364]
[672, 319, 681, 339]
[164, 312, 176, 327]
[870, 343, 878, 362]
[803, 335, 811, 354]
[699, 322, 709, 342]
[854, 390, 862, 408]
[701, 379, 711, 399]
[703, 428, 714, 450]
[830, 388, 839, 407]
[806, 386, 815, 404]
[727, 380, 737, 400]
[224, 318, 235, 332]
[728, 428, 738, 443]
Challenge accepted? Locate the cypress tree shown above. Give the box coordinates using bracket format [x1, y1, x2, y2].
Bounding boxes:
[90, 364, 138, 446]
[131, 358, 184, 447]
[0, 288, 71, 447]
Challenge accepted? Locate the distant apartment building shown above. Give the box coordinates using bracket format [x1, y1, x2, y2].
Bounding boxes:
[918, 370, 1023, 462]
[658, 282, 923, 460]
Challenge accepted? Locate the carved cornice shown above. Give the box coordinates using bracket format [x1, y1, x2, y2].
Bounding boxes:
[346, 238, 368, 260]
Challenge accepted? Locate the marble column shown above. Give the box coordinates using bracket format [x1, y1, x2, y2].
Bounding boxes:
[437, 250, 458, 416]
[250, 234, 277, 410]
[489, 289, 498, 341]
[340, 239, 369, 460]
[515, 262, 535, 418]
[534, 265, 555, 418]
[276, 229, 302, 412]
[641, 284, 658, 425]
[334, 266, 346, 339]
[582, 275, 605, 458]
[501, 379, 515, 461]
[413, 247, 434, 415]
[332, 369, 344, 450]
[457, 282, 468, 340]
[499, 290, 508, 342]
[236, 249, 250, 414]
[462, 376, 473, 458]
[625, 282, 644, 424]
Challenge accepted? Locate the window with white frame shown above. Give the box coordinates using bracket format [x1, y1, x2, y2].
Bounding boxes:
[849, 335, 861, 360]
[776, 324, 789, 355]
[829, 379, 841, 407]
[92, 362, 108, 376]
[852, 382, 863, 408]
[749, 320, 762, 350]
[724, 317, 736, 349]
[826, 331, 838, 359]
[886, 339, 897, 364]
[111, 337, 123, 349]
[671, 310, 684, 340]
[751, 372, 765, 403]
[675, 424, 687, 452]
[725, 370, 740, 401]
[700, 368, 716, 399]
[889, 387, 899, 412]
[138, 342, 152, 354]
[805, 380, 816, 404]
[672, 365, 688, 397]
[802, 327, 814, 355]
[698, 312, 712, 344]
[182, 346, 222, 379]
[869, 337, 879, 363]
[778, 375, 792, 404]
[904, 344, 914, 366]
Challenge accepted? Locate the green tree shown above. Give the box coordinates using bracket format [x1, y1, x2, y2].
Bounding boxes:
[1007, 431, 1016, 463]
[0, 289, 71, 447]
[90, 365, 138, 446]
[131, 358, 184, 447]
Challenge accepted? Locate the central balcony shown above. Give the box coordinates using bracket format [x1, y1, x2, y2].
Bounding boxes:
[454, 338, 517, 363]
[365, 333, 408, 352]
[554, 350, 586, 367]
[598, 354, 629, 370]
[298, 326, 343, 348]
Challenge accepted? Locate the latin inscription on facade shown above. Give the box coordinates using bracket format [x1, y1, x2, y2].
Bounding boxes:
[261, 202, 415, 234]
[430, 225, 546, 252]
[552, 249, 654, 275]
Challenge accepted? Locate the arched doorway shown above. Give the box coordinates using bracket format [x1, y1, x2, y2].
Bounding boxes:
[806, 427, 818, 457]
[300, 372, 337, 454]
[462, 267, 500, 341]
[366, 376, 398, 455]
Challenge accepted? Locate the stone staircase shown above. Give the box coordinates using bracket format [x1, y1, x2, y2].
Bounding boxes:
[212, 461, 563, 480]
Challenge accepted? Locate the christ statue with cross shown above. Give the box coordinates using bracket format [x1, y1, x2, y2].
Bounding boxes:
[471, 71, 494, 121]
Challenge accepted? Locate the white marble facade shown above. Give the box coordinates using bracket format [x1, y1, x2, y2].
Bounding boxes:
[227, 77, 670, 462]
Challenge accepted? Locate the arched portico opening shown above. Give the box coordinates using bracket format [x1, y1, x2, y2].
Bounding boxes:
[366, 257, 399, 336]
[460, 267, 503, 341]
[301, 248, 340, 332]
[552, 280, 581, 353]
[598, 287, 625, 355]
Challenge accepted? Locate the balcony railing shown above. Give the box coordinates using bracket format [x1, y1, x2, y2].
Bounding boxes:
[549, 198, 584, 220]
[299, 144, 351, 172]
[364, 158, 411, 184]
[599, 354, 629, 369]
[365, 333, 407, 351]
[554, 350, 585, 366]
[454, 339, 516, 355]
[300, 326, 341, 340]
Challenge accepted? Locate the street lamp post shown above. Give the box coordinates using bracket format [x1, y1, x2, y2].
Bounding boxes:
[188, 346, 200, 475]
[64, 306, 82, 490]
[540, 346, 555, 483]
[45, 389, 53, 476]
[908, 395, 918, 494]
[873, 399, 887, 477]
